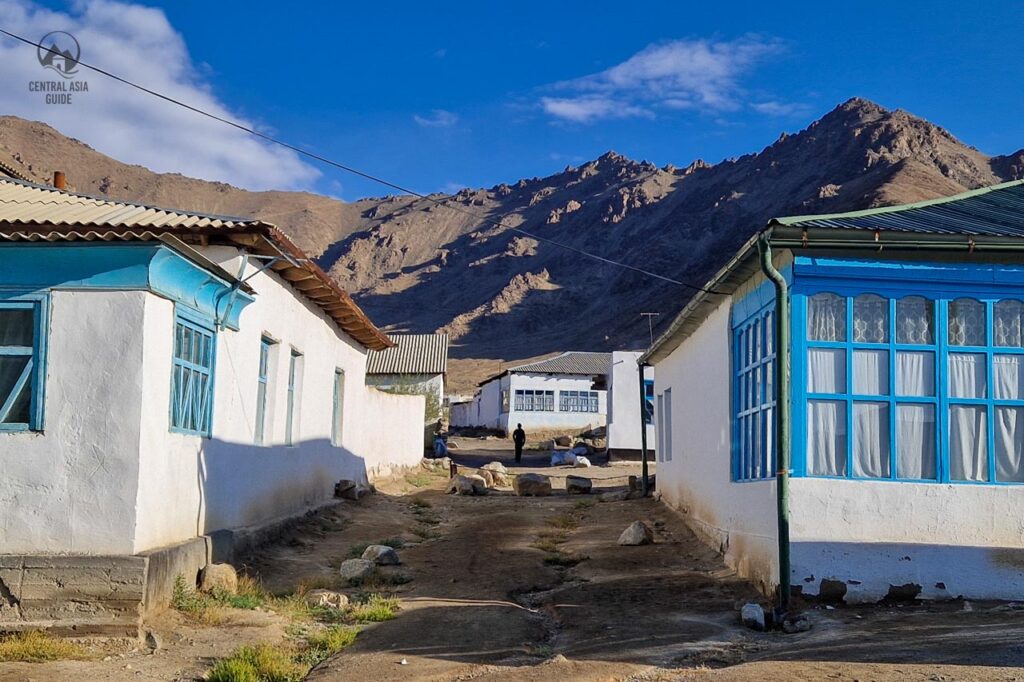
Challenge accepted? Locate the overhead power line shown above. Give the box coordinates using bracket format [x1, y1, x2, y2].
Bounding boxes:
[1, 27, 725, 294]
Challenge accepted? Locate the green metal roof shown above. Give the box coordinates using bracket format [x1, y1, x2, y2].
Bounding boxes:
[771, 179, 1024, 236]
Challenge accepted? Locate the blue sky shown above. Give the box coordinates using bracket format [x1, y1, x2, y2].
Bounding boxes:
[3, 1, 1024, 198]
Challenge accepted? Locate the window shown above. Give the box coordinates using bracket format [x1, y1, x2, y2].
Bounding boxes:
[171, 316, 215, 435]
[285, 350, 302, 446]
[514, 389, 554, 411]
[332, 369, 345, 446]
[0, 300, 45, 431]
[643, 379, 655, 425]
[661, 388, 672, 462]
[254, 337, 273, 445]
[733, 307, 776, 480]
[559, 390, 599, 413]
[799, 291, 1024, 484]
[501, 389, 509, 413]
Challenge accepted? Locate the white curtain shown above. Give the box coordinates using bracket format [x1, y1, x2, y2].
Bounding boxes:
[853, 294, 888, 343]
[896, 351, 934, 397]
[853, 349, 888, 395]
[808, 348, 846, 393]
[994, 354, 1024, 400]
[949, 353, 987, 399]
[853, 402, 890, 477]
[808, 400, 846, 476]
[996, 406, 1024, 482]
[897, 403, 936, 479]
[949, 405, 988, 481]
[948, 298, 986, 346]
[808, 293, 846, 341]
[896, 296, 934, 344]
[994, 300, 1024, 347]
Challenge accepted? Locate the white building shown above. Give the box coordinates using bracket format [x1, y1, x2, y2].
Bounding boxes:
[606, 351, 656, 459]
[454, 351, 610, 435]
[365, 333, 448, 425]
[644, 180, 1024, 603]
[0, 177, 424, 633]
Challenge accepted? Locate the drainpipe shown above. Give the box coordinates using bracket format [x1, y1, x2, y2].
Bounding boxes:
[638, 360, 650, 496]
[758, 234, 791, 615]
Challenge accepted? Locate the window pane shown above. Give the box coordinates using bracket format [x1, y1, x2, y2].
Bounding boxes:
[994, 300, 1024, 348]
[896, 351, 935, 397]
[808, 293, 846, 342]
[897, 404, 936, 480]
[949, 405, 988, 482]
[0, 355, 31, 424]
[853, 402, 890, 478]
[853, 294, 888, 343]
[996, 406, 1024, 482]
[0, 308, 34, 346]
[949, 353, 987, 399]
[994, 354, 1024, 400]
[948, 298, 986, 346]
[896, 297, 934, 345]
[807, 348, 846, 393]
[808, 400, 847, 476]
[765, 311, 774, 353]
[853, 349, 888, 395]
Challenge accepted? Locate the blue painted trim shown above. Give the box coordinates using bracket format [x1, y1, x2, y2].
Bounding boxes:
[730, 263, 791, 325]
[790, 256, 1024, 485]
[0, 243, 253, 330]
[731, 300, 777, 482]
[0, 293, 49, 432]
[169, 311, 217, 437]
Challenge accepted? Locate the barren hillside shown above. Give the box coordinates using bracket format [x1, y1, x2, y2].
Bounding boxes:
[2, 98, 1021, 362]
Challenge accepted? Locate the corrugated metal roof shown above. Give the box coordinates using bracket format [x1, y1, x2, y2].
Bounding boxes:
[366, 334, 448, 375]
[0, 160, 30, 182]
[511, 351, 611, 376]
[0, 177, 392, 350]
[772, 179, 1024, 235]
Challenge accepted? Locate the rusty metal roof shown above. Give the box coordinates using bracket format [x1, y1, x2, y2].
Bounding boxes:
[366, 334, 448, 375]
[0, 177, 392, 350]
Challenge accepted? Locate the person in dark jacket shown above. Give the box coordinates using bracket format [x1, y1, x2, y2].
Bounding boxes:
[512, 423, 526, 464]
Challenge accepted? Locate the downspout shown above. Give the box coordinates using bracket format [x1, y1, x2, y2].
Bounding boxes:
[758, 233, 791, 615]
[638, 360, 650, 496]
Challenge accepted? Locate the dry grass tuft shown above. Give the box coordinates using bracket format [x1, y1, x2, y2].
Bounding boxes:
[0, 631, 89, 663]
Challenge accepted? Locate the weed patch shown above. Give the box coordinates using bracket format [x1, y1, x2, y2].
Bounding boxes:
[543, 553, 589, 568]
[404, 472, 435, 488]
[347, 594, 400, 623]
[297, 626, 358, 667]
[208, 643, 306, 682]
[546, 513, 580, 530]
[0, 631, 89, 663]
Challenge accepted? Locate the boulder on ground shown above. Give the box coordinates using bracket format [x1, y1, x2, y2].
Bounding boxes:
[199, 563, 238, 594]
[574, 456, 592, 468]
[513, 473, 553, 497]
[618, 521, 654, 546]
[362, 544, 401, 565]
[445, 474, 488, 496]
[565, 475, 592, 494]
[481, 461, 507, 474]
[335, 479, 371, 500]
[420, 456, 452, 472]
[339, 558, 377, 583]
[782, 614, 811, 633]
[490, 471, 511, 487]
[475, 469, 496, 488]
[539, 439, 556, 450]
[554, 435, 572, 447]
[305, 589, 350, 609]
[741, 602, 766, 631]
[598, 490, 630, 503]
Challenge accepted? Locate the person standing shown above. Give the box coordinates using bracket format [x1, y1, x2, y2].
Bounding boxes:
[512, 423, 526, 464]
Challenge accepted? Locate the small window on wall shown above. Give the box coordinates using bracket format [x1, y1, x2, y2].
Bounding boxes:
[171, 316, 215, 436]
[0, 301, 44, 431]
[332, 369, 345, 446]
[285, 350, 302, 446]
[254, 337, 274, 445]
[643, 379, 655, 425]
[559, 390, 599, 413]
[514, 389, 554, 412]
[733, 307, 775, 481]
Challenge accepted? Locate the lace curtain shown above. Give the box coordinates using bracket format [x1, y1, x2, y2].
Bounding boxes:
[896, 296, 934, 344]
[948, 298, 986, 346]
[807, 293, 846, 342]
[853, 294, 888, 343]
[995, 299, 1024, 347]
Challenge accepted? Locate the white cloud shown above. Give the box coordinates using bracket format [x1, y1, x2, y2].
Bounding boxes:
[413, 109, 458, 128]
[0, 0, 319, 190]
[541, 36, 785, 123]
[751, 100, 812, 117]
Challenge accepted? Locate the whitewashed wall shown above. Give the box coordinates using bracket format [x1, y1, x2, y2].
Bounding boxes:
[502, 373, 606, 434]
[653, 296, 779, 593]
[607, 351, 656, 453]
[365, 373, 444, 422]
[0, 291, 148, 555]
[132, 246, 424, 552]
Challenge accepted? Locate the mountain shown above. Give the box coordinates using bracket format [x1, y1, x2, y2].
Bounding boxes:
[2, 99, 1023, 368]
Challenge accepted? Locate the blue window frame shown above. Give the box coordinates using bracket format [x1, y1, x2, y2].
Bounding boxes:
[559, 390, 599, 413]
[732, 305, 776, 481]
[332, 369, 345, 446]
[792, 260, 1024, 485]
[254, 337, 274, 445]
[514, 389, 554, 412]
[170, 315, 215, 436]
[643, 379, 655, 424]
[0, 297, 47, 432]
[285, 349, 302, 446]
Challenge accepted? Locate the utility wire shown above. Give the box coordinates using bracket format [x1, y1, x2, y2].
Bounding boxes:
[2, 27, 725, 294]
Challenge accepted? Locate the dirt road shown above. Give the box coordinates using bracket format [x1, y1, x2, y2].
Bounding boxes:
[5, 451, 1024, 681]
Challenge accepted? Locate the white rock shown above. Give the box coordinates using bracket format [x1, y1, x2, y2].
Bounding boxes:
[304, 589, 350, 609]
[199, 563, 238, 594]
[513, 473, 553, 497]
[362, 544, 401, 565]
[339, 558, 377, 583]
[574, 456, 592, 468]
[481, 461, 508, 474]
[446, 474, 488, 495]
[741, 602, 766, 631]
[565, 475, 593, 495]
[617, 521, 654, 546]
